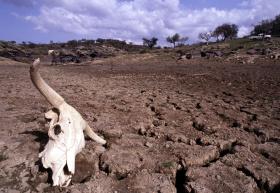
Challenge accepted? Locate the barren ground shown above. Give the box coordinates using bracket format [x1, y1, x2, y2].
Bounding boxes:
[0, 54, 279, 193]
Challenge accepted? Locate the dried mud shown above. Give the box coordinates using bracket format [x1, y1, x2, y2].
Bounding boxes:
[0, 54, 279, 193]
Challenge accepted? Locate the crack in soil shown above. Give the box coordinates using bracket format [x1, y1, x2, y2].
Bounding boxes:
[237, 166, 280, 193]
[203, 142, 237, 167]
[237, 166, 269, 193]
[266, 137, 280, 145]
[175, 164, 188, 193]
[243, 126, 267, 142]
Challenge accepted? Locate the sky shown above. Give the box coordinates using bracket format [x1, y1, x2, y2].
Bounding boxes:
[0, 0, 279, 44]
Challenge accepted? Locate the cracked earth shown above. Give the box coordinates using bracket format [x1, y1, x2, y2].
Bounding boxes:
[0, 54, 279, 193]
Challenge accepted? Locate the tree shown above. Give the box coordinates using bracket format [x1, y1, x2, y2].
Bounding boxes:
[211, 30, 220, 42]
[271, 15, 280, 36]
[142, 37, 158, 48]
[213, 24, 239, 41]
[272, 14, 280, 36]
[198, 32, 212, 45]
[96, 38, 105, 44]
[27, 41, 36, 48]
[251, 14, 280, 36]
[251, 19, 273, 35]
[178, 36, 189, 46]
[166, 33, 180, 48]
[67, 40, 78, 47]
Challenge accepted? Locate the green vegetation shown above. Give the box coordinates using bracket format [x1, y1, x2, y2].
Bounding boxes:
[161, 161, 175, 168]
[228, 38, 254, 50]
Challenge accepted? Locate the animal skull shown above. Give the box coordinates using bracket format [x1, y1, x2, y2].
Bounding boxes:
[48, 50, 61, 65]
[30, 58, 106, 187]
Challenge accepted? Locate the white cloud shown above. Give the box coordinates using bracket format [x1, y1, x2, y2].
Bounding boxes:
[25, 0, 280, 44]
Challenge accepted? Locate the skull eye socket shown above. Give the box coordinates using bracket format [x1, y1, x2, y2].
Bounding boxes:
[54, 125, 62, 135]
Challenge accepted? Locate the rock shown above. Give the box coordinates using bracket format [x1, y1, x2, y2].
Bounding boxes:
[192, 118, 205, 131]
[196, 102, 202, 109]
[178, 53, 192, 60]
[247, 49, 257, 55]
[144, 142, 153, 148]
[201, 50, 221, 58]
[217, 139, 237, 152]
[178, 55, 187, 60]
[261, 48, 272, 55]
[138, 127, 146, 136]
[214, 50, 223, 57]
[165, 143, 170, 148]
[102, 129, 122, 139]
[166, 134, 190, 144]
[186, 53, 192, 59]
[270, 52, 280, 59]
[201, 51, 207, 57]
[192, 118, 216, 134]
[189, 139, 196, 146]
[152, 119, 161, 127]
[60, 55, 80, 63]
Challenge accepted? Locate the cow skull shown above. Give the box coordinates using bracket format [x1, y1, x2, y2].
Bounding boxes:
[30, 58, 106, 187]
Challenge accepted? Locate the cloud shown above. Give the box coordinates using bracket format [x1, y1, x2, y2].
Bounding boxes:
[24, 0, 280, 44]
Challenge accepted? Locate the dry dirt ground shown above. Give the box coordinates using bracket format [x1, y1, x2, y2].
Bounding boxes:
[0, 54, 279, 193]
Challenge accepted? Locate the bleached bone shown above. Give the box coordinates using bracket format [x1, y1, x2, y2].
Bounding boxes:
[30, 58, 106, 187]
[48, 50, 60, 65]
[48, 50, 55, 55]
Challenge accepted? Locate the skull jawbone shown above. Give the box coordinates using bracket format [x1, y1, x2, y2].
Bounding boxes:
[39, 140, 72, 187]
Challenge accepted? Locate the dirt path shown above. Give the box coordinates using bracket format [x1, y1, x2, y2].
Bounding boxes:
[0, 56, 279, 193]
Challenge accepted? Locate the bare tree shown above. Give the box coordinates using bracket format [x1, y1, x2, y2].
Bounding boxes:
[198, 32, 212, 45]
[142, 37, 158, 48]
[166, 33, 180, 48]
[178, 36, 189, 46]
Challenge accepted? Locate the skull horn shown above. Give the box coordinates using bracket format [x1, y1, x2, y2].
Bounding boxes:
[30, 58, 64, 108]
[85, 124, 106, 145]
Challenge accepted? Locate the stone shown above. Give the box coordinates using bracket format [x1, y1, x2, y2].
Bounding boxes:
[144, 142, 153, 148]
[247, 49, 257, 55]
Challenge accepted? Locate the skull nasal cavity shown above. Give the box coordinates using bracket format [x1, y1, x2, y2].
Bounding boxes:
[54, 125, 62, 135]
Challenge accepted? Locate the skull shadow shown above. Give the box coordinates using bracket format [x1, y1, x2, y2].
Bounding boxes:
[20, 130, 53, 185]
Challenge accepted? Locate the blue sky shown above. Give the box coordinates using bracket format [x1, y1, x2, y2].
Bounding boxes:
[0, 0, 279, 44]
